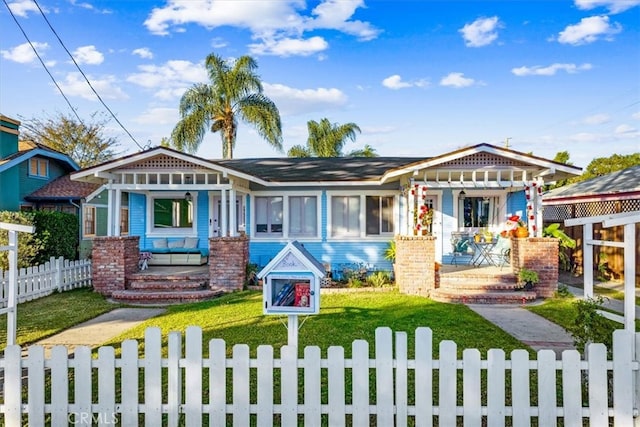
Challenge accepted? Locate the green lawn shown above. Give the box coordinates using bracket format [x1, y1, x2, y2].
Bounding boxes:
[0, 288, 120, 348]
[105, 290, 531, 356]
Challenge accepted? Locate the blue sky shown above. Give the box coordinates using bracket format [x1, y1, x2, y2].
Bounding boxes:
[1, 0, 639, 169]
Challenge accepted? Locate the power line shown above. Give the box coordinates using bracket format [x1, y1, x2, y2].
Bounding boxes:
[2, 0, 84, 125]
[30, 0, 144, 150]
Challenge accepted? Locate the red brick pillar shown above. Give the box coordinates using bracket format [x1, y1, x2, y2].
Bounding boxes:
[91, 236, 140, 296]
[511, 237, 559, 298]
[209, 235, 249, 292]
[395, 235, 436, 297]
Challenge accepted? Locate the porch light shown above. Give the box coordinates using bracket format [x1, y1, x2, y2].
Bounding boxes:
[459, 190, 466, 199]
[184, 192, 192, 202]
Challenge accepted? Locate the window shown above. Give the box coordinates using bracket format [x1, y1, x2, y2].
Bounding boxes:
[331, 195, 360, 237]
[366, 195, 394, 235]
[459, 196, 499, 228]
[153, 198, 193, 229]
[289, 196, 317, 237]
[120, 207, 129, 235]
[29, 158, 48, 178]
[84, 206, 96, 236]
[255, 196, 283, 235]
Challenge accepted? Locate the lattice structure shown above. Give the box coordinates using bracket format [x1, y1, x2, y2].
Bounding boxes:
[440, 153, 529, 168]
[544, 199, 640, 221]
[128, 155, 203, 170]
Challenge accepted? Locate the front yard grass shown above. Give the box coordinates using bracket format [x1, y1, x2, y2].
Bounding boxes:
[105, 290, 530, 356]
[0, 287, 119, 348]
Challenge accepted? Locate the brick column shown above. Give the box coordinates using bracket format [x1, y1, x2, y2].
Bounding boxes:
[511, 237, 559, 298]
[209, 235, 249, 292]
[91, 236, 139, 296]
[395, 235, 436, 297]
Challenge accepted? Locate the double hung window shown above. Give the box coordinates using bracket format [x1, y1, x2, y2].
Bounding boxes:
[255, 196, 283, 236]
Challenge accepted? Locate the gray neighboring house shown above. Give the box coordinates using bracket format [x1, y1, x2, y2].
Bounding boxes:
[543, 164, 640, 283]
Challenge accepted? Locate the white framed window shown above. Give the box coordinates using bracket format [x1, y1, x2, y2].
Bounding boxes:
[288, 196, 317, 237]
[29, 158, 48, 178]
[455, 190, 506, 231]
[366, 195, 395, 235]
[84, 206, 96, 236]
[330, 195, 361, 237]
[147, 192, 197, 236]
[255, 196, 283, 236]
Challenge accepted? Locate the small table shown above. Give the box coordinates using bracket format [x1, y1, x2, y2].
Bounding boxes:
[471, 240, 497, 266]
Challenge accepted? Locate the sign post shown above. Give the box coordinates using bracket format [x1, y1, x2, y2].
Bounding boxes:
[0, 222, 36, 346]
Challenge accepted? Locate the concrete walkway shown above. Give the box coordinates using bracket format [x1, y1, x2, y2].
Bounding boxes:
[32, 307, 165, 355]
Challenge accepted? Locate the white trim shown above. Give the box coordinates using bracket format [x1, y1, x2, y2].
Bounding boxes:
[146, 191, 198, 237]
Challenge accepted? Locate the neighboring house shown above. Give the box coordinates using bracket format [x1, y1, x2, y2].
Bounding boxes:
[0, 115, 79, 212]
[543, 164, 640, 282]
[70, 143, 581, 274]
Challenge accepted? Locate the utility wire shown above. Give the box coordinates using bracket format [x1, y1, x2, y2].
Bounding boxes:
[2, 0, 85, 125]
[30, 0, 144, 150]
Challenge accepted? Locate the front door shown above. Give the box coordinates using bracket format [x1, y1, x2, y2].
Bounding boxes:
[424, 195, 442, 261]
[210, 194, 244, 237]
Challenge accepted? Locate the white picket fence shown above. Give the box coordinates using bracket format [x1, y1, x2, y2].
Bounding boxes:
[1, 326, 639, 426]
[0, 257, 91, 307]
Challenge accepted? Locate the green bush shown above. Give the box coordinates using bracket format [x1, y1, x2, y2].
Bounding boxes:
[0, 210, 78, 270]
[32, 210, 78, 264]
[566, 296, 615, 357]
[367, 270, 392, 287]
[0, 211, 41, 270]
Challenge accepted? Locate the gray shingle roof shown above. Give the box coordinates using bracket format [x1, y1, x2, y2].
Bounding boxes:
[217, 157, 426, 182]
[544, 165, 640, 199]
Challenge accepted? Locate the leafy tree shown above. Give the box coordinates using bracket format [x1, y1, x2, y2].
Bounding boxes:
[171, 53, 282, 159]
[546, 151, 573, 190]
[346, 144, 378, 157]
[20, 112, 120, 168]
[577, 153, 640, 182]
[288, 118, 361, 157]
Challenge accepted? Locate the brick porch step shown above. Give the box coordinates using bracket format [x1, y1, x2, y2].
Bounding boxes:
[430, 289, 537, 304]
[128, 280, 207, 291]
[111, 289, 223, 305]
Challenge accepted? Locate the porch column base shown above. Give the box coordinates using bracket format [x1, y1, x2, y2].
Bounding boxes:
[511, 237, 559, 298]
[395, 235, 437, 297]
[91, 236, 140, 296]
[209, 235, 249, 292]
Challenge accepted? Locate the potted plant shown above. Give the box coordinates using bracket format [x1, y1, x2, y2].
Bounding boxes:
[518, 268, 539, 290]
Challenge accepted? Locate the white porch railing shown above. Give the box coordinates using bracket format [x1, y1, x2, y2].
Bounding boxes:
[0, 257, 91, 307]
[2, 326, 638, 426]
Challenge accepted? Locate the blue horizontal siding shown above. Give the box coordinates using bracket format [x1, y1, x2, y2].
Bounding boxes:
[249, 240, 393, 278]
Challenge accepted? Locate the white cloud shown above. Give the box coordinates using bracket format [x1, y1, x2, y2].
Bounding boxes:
[132, 48, 153, 59]
[7, 0, 39, 17]
[582, 113, 610, 125]
[382, 75, 428, 90]
[133, 107, 178, 125]
[144, 0, 378, 57]
[511, 63, 592, 76]
[58, 72, 128, 101]
[72, 45, 104, 65]
[574, 0, 640, 14]
[569, 132, 601, 143]
[439, 72, 476, 88]
[632, 112, 640, 120]
[127, 60, 207, 99]
[0, 42, 49, 64]
[249, 36, 328, 57]
[459, 16, 501, 47]
[263, 83, 348, 116]
[557, 16, 622, 45]
[614, 124, 638, 135]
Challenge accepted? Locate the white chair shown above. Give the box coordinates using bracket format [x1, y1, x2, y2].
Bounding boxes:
[485, 237, 511, 269]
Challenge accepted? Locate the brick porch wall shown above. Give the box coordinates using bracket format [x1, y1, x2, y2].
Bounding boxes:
[91, 236, 140, 297]
[511, 237, 559, 298]
[395, 235, 436, 297]
[209, 236, 249, 292]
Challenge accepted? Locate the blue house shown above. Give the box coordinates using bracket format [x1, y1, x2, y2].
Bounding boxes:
[70, 143, 581, 276]
[0, 115, 80, 212]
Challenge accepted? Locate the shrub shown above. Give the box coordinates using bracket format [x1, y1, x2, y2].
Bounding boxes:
[32, 210, 78, 264]
[565, 296, 615, 357]
[367, 271, 392, 287]
[0, 211, 41, 270]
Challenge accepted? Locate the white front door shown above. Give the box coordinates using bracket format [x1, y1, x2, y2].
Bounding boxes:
[424, 196, 442, 261]
[211, 195, 245, 237]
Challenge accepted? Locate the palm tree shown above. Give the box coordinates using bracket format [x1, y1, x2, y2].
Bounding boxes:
[287, 118, 361, 157]
[346, 144, 378, 157]
[171, 53, 282, 159]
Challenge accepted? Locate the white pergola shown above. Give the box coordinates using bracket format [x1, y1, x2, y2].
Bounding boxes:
[565, 210, 639, 331]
